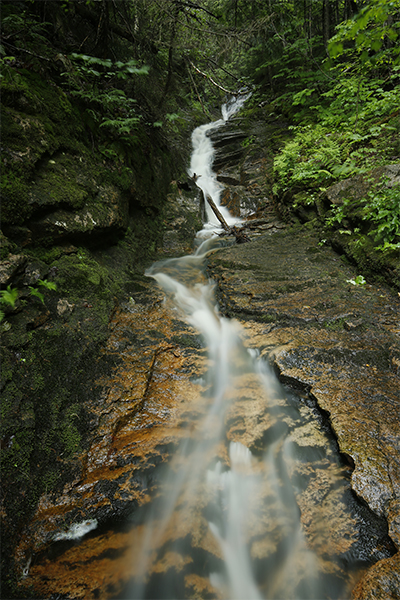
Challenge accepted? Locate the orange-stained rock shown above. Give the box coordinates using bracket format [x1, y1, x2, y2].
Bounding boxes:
[207, 226, 400, 598]
[352, 553, 400, 600]
[15, 279, 208, 592]
[15, 221, 400, 600]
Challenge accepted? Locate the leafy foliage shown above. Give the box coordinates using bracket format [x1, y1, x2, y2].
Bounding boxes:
[0, 285, 18, 308]
[273, 125, 343, 192]
[268, 0, 400, 254]
[61, 53, 149, 149]
[273, 66, 400, 195]
[0, 285, 18, 323]
[328, 0, 400, 66]
[362, 182, 400, 249]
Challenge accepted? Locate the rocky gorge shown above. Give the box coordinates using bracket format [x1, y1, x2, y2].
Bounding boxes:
[1, 96, 400, 599]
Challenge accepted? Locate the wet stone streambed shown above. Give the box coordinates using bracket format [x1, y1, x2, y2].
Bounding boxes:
[15, 102, 400, 600]
[18, 229, 399, 600]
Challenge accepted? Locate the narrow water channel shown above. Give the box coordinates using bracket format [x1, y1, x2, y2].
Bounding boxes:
[23, 96, 394, 600]
[119, 98, 390, 599]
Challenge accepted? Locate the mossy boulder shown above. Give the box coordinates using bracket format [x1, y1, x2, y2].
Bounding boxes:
[1, 68, 85, 226]
[28, 184, 129, 245]
[325, 163, 400, 206]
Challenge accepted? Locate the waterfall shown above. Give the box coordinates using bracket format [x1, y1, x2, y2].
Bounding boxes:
[127, 97, 325, 600]
[188, 94, 249, 232]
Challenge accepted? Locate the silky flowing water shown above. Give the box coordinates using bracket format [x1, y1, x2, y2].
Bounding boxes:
[127, 248, 324, 599]
[20, 96, 394, 600]
[120, 97, 383, 599]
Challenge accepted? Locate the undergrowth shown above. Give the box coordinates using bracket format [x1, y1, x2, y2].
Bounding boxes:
[273, 66, 400, 252]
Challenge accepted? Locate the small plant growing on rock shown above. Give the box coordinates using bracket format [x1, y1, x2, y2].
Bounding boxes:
[346, 275, 366, 286]
[0, 284, 18, 321]
[29, 279, 57, 305]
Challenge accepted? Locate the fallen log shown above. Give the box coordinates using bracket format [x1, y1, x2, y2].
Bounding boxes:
[204, 192, 230, 232]
[200, 189, 250, 243]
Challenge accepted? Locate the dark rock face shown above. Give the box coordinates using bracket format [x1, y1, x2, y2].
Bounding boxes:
[0, 62, 183, 599]
[325, 163, 400, 206]
[28, 184, 130, 244]
[208, 123, 247, 170]
[206, 227, 400, 597]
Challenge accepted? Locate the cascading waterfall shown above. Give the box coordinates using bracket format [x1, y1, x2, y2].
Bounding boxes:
[127, 96, 331, 600]
[188, 93, 249, 232]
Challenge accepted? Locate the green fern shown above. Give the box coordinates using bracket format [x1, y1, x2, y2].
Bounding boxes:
[38, 279, 57, 291]
[0, 284, 18, 309]
[273, 125, 343, 192]
[29, 287, 45, 304]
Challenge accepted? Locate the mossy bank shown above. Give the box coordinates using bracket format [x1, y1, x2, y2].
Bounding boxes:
[0, 56, 201, 597]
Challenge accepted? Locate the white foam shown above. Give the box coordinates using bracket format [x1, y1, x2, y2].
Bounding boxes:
[54, 519, 98, 541]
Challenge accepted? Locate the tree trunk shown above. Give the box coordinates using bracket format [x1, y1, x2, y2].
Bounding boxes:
[158, 4, 180, 108]
[200, 190, 250, 243]
[323, 0, 330, 49]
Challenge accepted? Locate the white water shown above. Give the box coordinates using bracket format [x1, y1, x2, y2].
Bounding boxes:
[53, 518, 98, 541]
[188, 92, 250, 233]
[128, 97, 325, 599]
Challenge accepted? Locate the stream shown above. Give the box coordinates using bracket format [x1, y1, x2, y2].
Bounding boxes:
[118, 97, 389, 599]
[19, 96, 396, 600]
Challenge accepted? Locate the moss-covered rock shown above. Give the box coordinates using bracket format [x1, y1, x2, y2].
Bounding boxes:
[0, 48, 188, 598]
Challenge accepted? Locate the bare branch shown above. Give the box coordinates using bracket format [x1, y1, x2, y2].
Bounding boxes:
[172, 0, 220, 20]
[189, 60, 246, 95]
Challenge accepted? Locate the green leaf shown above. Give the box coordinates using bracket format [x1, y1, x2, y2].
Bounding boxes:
[29, 287, 45, 304]
[328, 41, 343, 58]
[0, 285, 18, 308]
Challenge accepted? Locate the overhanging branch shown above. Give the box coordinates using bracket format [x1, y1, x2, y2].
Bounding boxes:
[189, 60, 246, 95]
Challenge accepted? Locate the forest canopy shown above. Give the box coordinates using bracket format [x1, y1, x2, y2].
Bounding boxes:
[1, 0, 400, 254]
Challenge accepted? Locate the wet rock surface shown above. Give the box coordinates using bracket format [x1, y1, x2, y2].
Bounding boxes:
[207, 224, 400, 597]
[16, 219, 400, 599]
[14, 278, 208, 597]
[7, 117, 400, 600]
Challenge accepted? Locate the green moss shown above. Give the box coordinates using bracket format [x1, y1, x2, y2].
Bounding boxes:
[32, 163, 89, 211]
[325, 318, 345, 331]
[41, 469, 61, 493]
[56, 251, 116, 300]
[1, 429, 34, 479]
[0, 170, 32, 225]
[28, 246, 65, 264]
[1, 69, 88, 225]
[60, 423, 81, 457]
[259, 313, 278, 323]
[102, 163, 134, 193]
[1, 68, 82, 145]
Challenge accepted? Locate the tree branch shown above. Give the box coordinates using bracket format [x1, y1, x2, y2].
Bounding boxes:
[173, 0, 220, 20]
[187, 62, 211, 118]
[189, 60, 246, 95]
[207, 57, 242, 82]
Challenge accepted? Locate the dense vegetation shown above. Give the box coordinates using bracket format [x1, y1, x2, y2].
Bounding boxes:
[2, 0, 399, 282]
[1, 1, 399, 597]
